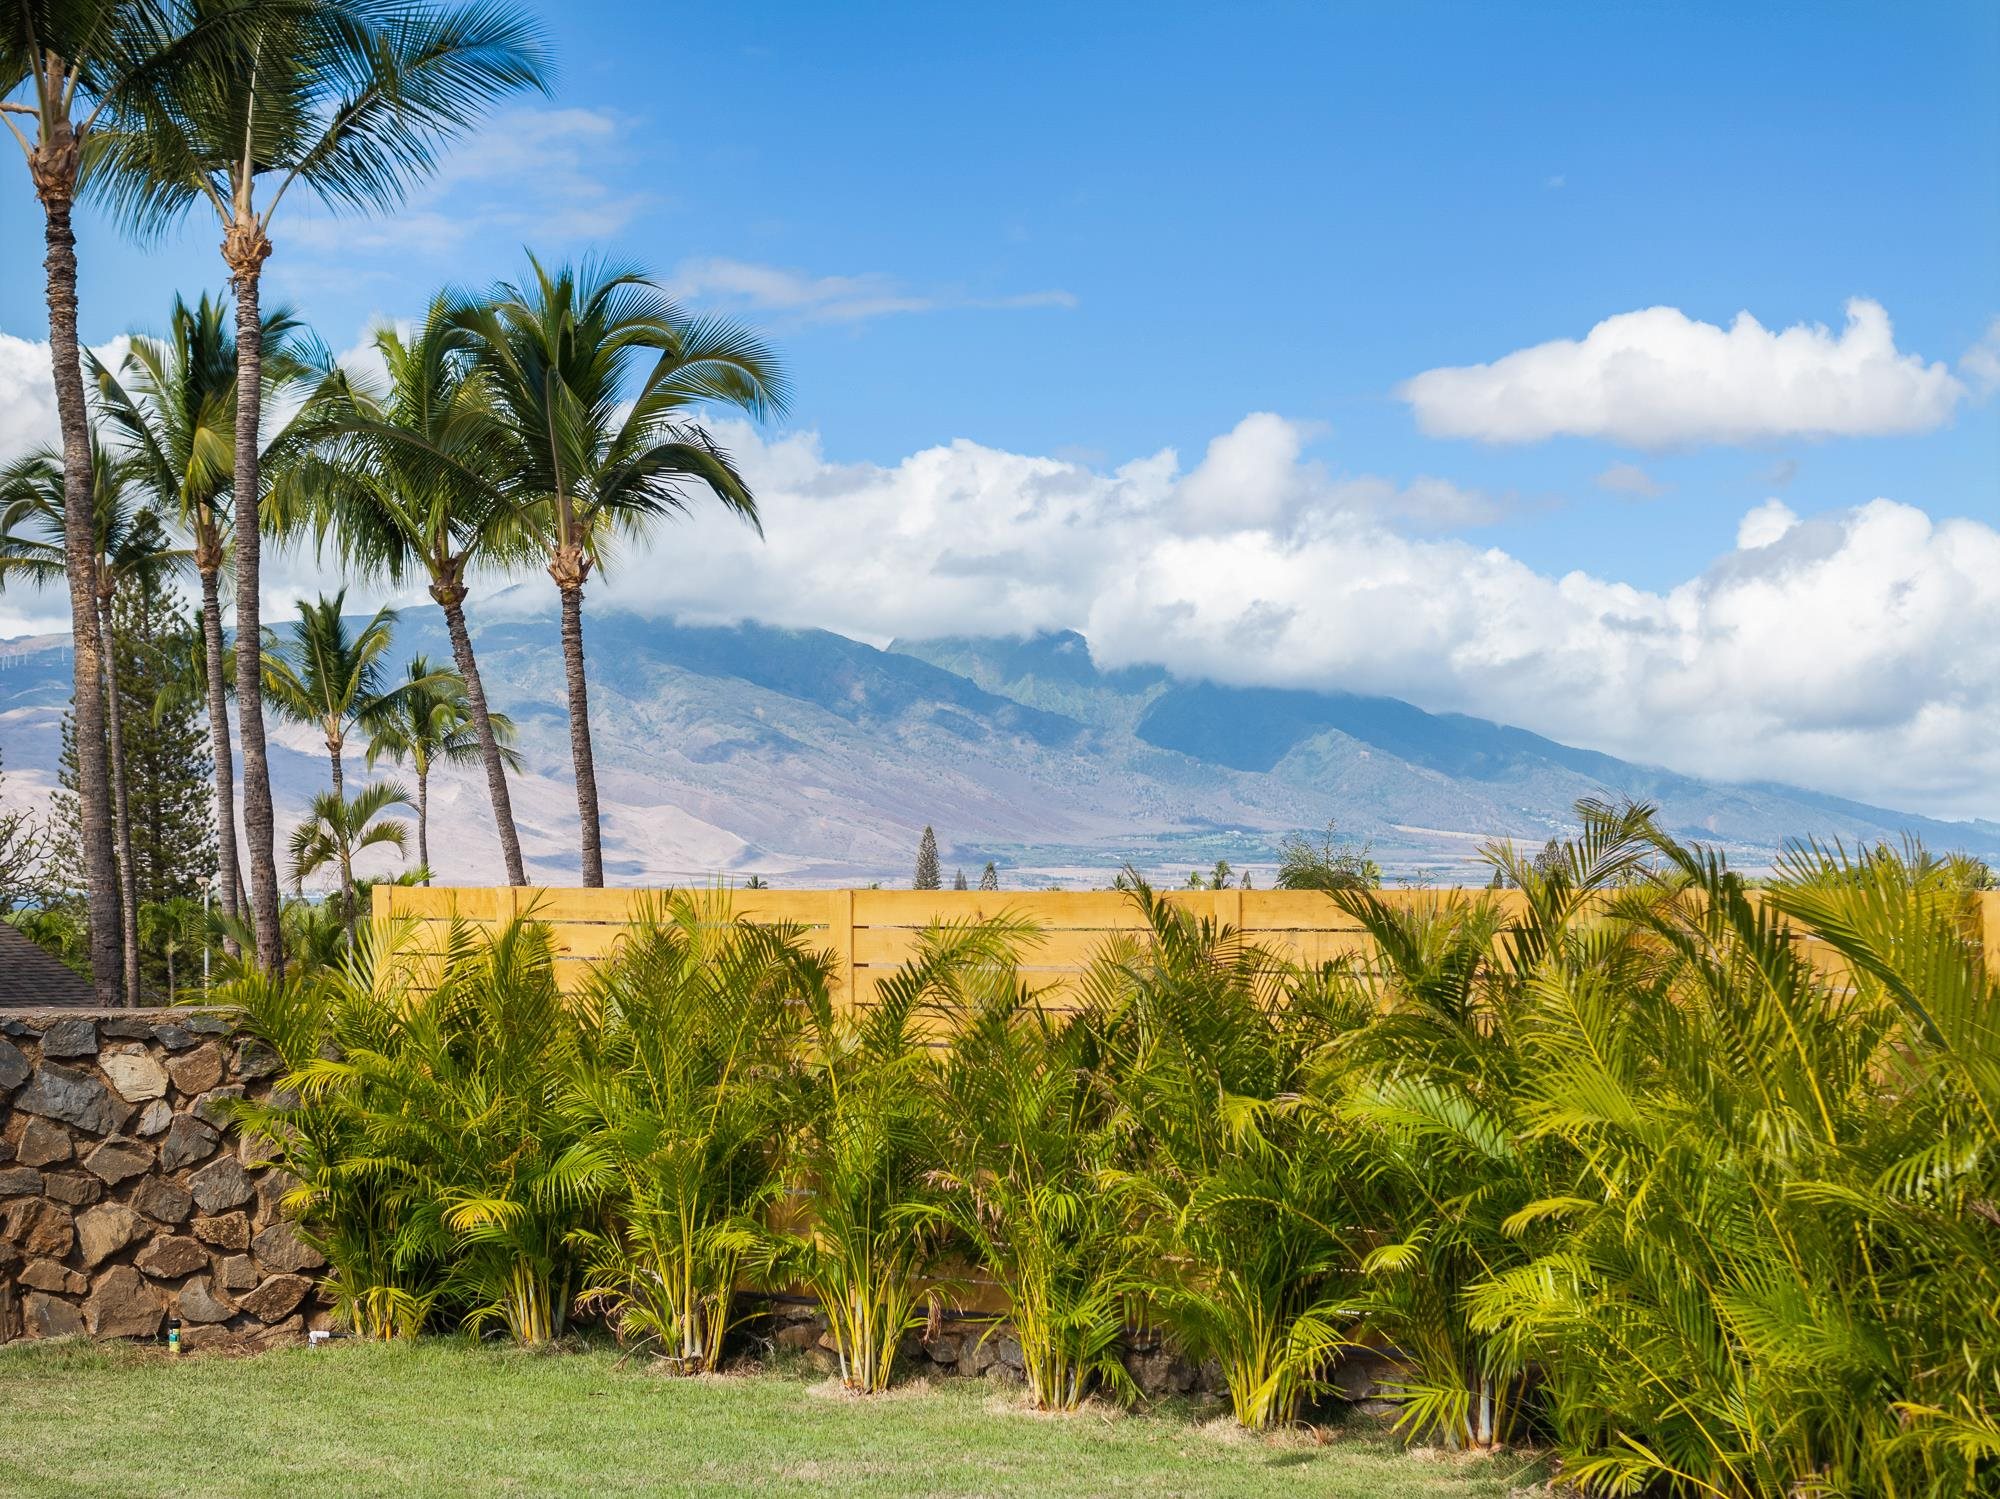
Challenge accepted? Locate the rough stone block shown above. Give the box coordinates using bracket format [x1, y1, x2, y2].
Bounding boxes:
[251, 1221, 324, 1273]
[0, 1166, 45, 1195]
[0, 1038, 29, 1091]
[14, 1064, 116, 1135]
[136, 1234, 207, 1279]
[100, 1048, 169, 1103]
[130, 1176, 194, 1225]
[237, 1273, 311, 1322]
[39, 1018, 98, 1059]
[150, 1023, 197, 1051]
[135, 1100, 173, 1136]
[188, 1156, 253, 1214]
[232, 1040, 281, 1081]
[19, 1258, 87, 1294]
[3, 1196, 74, 1258]
[17, 1117, 73, 1167]
[23, 1291, 85, 1338]
[186, 1014, 230, 1036]
[245, 1313, 305, 1349]
[192, 1085, 245, 1127]
[165, 1043, 224, 1097]
[175, 1276, 233, 1324]
[41, 1171, 101, 1207]
[159, 1114, 219, 1172]
[85, 1264, 163, 1339]
[98, 1017, 157, 1041]
[84, 1137, 154, 1186]
[217, 1254, 258, 1291]
[255, 1168, 301, 1223]
[75, 1202, 145, 1268]
[193, 1212, 250, 1250]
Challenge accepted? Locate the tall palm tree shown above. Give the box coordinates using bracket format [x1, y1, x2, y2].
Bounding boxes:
[96, 0, 549, 966]
[283, 296, 535, 884]
[287, 779, 411, 948]
[0, 439, 188, 1002]
[92, 291, 308, 952]
[365, 655, 521, 882]
[459, 257, 788, 885]
[0, 0, 186, 1001]
[262, 591, 441, 929]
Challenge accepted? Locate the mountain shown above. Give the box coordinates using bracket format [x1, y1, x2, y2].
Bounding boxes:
[3, 614, 1996, 889]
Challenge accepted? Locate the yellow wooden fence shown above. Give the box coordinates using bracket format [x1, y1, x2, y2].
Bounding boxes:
[371, 885, 2000, 1001]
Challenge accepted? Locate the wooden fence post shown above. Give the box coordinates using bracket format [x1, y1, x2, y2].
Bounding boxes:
[828, 888, 855, 1008]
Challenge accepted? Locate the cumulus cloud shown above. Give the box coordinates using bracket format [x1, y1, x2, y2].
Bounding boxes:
[662, 257, 1077, 326]
[1399, 299, 1966, 447]
[3, 337, 1993, 821]
[1961, 316, 2000, 395]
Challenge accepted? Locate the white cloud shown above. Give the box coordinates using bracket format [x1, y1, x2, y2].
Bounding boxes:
[663, 257, 1077, 326]
[283, 107, 649, 263]
[4, 344, 1995, 821]
[1399, 299, 1966, 447]
[1961, 316, 2000, 395]
[1594, 462, 1666, 499]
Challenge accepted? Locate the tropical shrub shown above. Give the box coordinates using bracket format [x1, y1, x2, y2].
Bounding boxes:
[566, 895, 822, 1371]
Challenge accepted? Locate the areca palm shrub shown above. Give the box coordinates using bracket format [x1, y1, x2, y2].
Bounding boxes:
[754, 923, 1015, 1393]
[1440, 821, 2000, 1498]
[231, 915, 598, 1345]
[365, 656, 522, 883]
[924, 939, 1142, 1411]
[1082, 882, 1369, 1431]
[1318, 806, 1657, 1452]
[565, 895, 825, 1372]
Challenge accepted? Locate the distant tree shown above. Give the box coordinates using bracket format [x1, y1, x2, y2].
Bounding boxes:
[365, 656, 522, 885]
[0, 748, 54, 916]
[1239, 869, 1254, 889]
[288, 782, 414, 949]
[743, 874, 769, 890]
[913, 826, 941, 889]
[952, 868, 968, 890]
[1275, 821, 1382, 892]
[978, 861, 999, 892]
[1183, 869, 1205, 889]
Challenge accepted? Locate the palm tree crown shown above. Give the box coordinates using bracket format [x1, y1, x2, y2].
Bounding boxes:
[366, 653, 520, 882]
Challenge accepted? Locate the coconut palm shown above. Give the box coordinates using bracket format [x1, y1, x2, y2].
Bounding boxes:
[282, 296, 536, 884]
[287, 779, 412, 946]
[264, 592, 444, 929]
[364, 655, 521, 883]
[0, 438, 187, 1002]
[457, 257, 788, 886]
[94, 0, 549, 967]
[0, 0, 189, 1000]
[91, 291, 310, 949]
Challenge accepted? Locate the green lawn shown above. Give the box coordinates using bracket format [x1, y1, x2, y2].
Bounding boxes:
[0, 1339, 1545, 1498]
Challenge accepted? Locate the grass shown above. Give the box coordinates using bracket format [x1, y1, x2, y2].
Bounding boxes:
[0, 1338, 1547, 1498]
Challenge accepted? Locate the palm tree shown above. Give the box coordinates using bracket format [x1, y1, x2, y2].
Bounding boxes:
[0, 439, 188, 1002]
[92, 291, 309, 951]
[0, 0, 181, 1000]
[96, 0, 549, 965]
[458, 257, 788, 885]
[287, 780, 411, 948]
[365, 656, 521, 882]
[283, 296, 535, 884]
[264, 592, 442, 926]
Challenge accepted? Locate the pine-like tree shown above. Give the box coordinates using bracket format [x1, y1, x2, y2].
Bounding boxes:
[952, 868, 968, 890]
[913, 826, 941, 889]
[55, 586, 217, 994]
[978, 861, 999, 891]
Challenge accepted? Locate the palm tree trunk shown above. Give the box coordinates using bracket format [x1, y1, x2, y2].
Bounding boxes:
[433, 583, 525, 885]
[96, 597, 141, 1004]
[416, 766, 430, 884]
[38, 168, 122, 1002]
[557, 580, 604, 887]
[226, 226, 282, 971]
[198, 564, 242, 959]
[327, 740, 354, 933]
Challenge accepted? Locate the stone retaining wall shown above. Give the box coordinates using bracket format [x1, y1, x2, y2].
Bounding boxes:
[0, 1008, 330, 1351]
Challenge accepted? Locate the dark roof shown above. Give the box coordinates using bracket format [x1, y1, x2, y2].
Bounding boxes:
[0, 923, 96, 1006]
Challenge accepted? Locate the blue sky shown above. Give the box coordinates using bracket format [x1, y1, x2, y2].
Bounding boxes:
[3, 0, 1999, 817]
